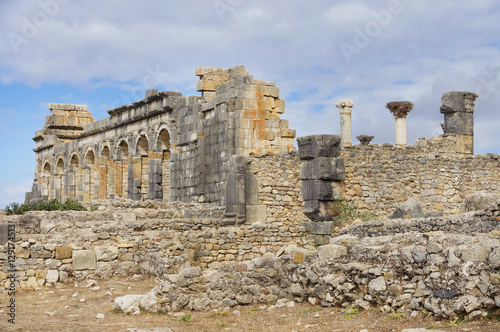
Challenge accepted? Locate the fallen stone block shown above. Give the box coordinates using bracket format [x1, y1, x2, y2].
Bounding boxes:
[389, 198, 424, 219]
[73, 250, 97, 270]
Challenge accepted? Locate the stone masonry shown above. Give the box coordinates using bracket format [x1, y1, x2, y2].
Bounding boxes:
[25, 66, 296, 224]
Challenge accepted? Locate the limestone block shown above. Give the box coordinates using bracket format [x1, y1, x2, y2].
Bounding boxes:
[73, 250, 97, 270]
[304, 200, 337, 221]
[46, 270, 59, 283]
[388, 198, 424, 219]
[317, 244, 347, 259]
[368, 276, 387, 293]
[15, 247, 30, 259]
[302, 180, 341, 201]
[55, 246, 72, 260]
[301, 158, 345, 181]
[114, 294, 145, 314]
[455, 134, 474, 154]
[94, 246, 119, 262]
[462, 245, 491, 262]
[297, 135, 341, 160]
[245, 205, 267, 224]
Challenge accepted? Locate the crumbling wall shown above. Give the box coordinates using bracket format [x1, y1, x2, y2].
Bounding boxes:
[25, 66, 296, 215]
[112, 204, 500, 320]
[340, 134, 500, 218]
[0, 200, 313, 289]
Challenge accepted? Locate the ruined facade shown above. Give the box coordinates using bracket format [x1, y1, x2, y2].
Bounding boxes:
[25, 66, 296, 220]
[26, 64, 491, 226]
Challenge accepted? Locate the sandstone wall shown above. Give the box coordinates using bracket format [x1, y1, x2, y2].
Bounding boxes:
[26, 66, 295, 209]
[249, 152, 304, 224]
[114, 203, 500, 320]
[341, 135, 500, 218]
[0, 200, 313, 289]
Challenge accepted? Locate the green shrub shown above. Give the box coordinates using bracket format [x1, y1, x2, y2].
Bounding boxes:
[4, 199, 87, 215]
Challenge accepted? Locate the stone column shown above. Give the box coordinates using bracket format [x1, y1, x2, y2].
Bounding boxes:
[335, 100, 354, 148]
[440, 91, 478, 154]
[297, 135, 345, 235]
[386, 101, 414, 147]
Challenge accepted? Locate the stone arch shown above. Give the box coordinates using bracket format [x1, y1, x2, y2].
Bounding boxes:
[153, 126, 172, 201]
[98, 145, 112, 199]
[117, 139, 129, 161]
[41, 160, 51, 200]
[84, 148, 97, 200]
[42, 160, 51, 177]
[68, 153, 80, 200]
[136, 134, 149, 156]
[54, 157, 65, 200]
[132, 132, 150, 200]
[101, 145, 110, 159]
[84, 148, 95, 165]
[114, 140, 129, 198]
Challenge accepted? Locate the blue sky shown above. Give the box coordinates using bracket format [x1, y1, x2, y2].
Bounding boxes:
[1, 0, 500, 207]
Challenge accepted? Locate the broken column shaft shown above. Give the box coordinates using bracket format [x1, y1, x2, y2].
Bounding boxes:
[335, 100, 354, 148]
[440, 91, 478, 154]
[386, 101, 414, 147]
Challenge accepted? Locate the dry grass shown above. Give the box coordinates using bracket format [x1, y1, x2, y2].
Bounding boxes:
[1, 277, 499, 332]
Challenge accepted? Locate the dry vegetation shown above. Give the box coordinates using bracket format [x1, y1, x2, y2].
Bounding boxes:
[1, 277, 499, 332]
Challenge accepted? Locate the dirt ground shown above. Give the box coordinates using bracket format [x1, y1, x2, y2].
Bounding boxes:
[1, 277, 499, 332]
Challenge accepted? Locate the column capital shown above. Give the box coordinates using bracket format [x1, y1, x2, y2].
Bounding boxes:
[386, 101, 414, 119]
[335, 99, 354, 114]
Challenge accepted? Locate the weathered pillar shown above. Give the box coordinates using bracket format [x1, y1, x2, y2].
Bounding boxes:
[386, 101, 414, 147]
[335, 100, 354, 148]
[147, 159, 163, 200]
[356, 135, 374, 146]
[297, 135, 345, 235]
[440, 91, 478, 154]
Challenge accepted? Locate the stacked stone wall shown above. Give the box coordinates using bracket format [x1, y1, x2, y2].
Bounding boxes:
[0, 200, 314, 289]
[341, 135, 500, 218]
[249, 152, 304, 224]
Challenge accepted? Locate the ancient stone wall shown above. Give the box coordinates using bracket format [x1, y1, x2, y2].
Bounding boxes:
[0, 200, 314, 289]
[25, 66, 295, 216]
[340, 134, 500, 218]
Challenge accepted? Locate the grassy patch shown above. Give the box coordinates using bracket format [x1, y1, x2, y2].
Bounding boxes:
[388, 312, 406, 320]
[299, 308, 322, 315]
[179, 313, 193, 322]
[447, 314, 465, 327]
[341, 308, 359, 320]
[4, 199, 88, 215]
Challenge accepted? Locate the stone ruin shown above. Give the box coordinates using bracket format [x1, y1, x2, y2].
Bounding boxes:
[25, 65, 295, 225]
[5, 66, 500, 321]
[24, 65, 485, 226]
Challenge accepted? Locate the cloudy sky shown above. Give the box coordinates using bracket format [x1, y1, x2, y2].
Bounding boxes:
[1, 0, 500, 207]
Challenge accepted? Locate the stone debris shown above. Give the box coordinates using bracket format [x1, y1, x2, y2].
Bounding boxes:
[96, 313, 104, 319]
[388, 198, 424, 219]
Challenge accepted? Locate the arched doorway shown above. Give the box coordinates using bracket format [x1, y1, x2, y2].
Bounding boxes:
[116, 141, 129, 198]
[157, 128, 171, 201]
[134, 135, 149, 200]
[69, 154, 80, 200]
[99, 146, 111, 199]
[41, 161, 51, 200]
[55, 158, 64, 200]
[84, 149, 96, 201]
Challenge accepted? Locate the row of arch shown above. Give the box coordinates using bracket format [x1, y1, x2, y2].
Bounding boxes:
[37, 125, 173, 202]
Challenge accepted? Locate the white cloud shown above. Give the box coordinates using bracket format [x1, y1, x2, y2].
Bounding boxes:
[0, 180, 32, 208]
[1, 0, 500, 195]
